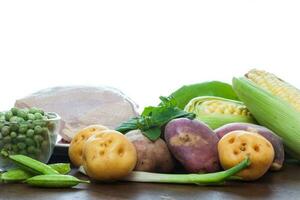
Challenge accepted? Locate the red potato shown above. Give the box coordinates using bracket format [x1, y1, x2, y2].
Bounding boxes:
[125, 130, 174, 173]
[164, 118, 221, 173]
[215, 122, 284, 171]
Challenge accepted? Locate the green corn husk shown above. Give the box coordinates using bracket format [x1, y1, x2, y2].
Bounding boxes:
[168, 81, 239, 109]
[184, 96, 256, 129]
[232, 76, 300, 160]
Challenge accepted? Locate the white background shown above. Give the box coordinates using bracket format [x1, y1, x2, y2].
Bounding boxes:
[1, 1, 300, 111]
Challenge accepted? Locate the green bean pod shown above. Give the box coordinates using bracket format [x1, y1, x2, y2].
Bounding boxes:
[8, 154, 59, 175]
[0, 168, 32, 183]
[0, 163, 71, 183]
[48, 163, 71, 175]
[25, 175, 90, 188]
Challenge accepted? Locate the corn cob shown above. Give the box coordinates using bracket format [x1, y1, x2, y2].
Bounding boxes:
[232, 69, 300, 159]
[184, 96, 256, 129]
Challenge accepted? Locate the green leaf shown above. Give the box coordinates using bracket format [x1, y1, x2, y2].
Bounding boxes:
[169, 81, 239, 109]
[115, 96, 195, 141]
[143, 127, 162, 141]
[141, 106, 155, 117]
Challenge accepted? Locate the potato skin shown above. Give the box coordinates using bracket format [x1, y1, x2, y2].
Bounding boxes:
[82, 130, 137, 181]
[164, 118, 220, 173]
[215, 122, 284, 171]
[218, 131, 274, 181]
[68, 125, 108, 167]
[125, 130, 174, 173]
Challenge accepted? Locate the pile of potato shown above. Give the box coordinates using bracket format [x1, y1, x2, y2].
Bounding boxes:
[68, 125, 137, 181]
[68, 119, 284, 181]
[164, 119, 283, 180]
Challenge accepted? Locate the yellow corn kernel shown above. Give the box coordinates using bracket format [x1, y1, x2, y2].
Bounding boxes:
[241, 109, 248, 116]
[223, 108, 231, 114]
[233, 110, 241, 115]
[227, 106, 234, 113]
[246, 69, 300, 112]
[215, 108, 224, 114]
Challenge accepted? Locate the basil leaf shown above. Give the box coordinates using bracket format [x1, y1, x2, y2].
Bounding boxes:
[115, 96, 195, 141]
[143, 127, 161, 141]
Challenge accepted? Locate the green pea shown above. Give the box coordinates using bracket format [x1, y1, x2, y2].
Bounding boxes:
[27, 113, 36, 121]
[0, 132, 3, 139]
[29, 107, 39, 114]
[34, 148, 41, 155]
[3, 136, 11, 144]
[17, 134, 26, 142]
[3, 143, 12, 150]
[27, 122, 35, 129]
[33, 120, 46, 127]
[41, 140, 49, 150]
[10, 131, 17, 138]
[9, 116, 18, 123]
[18, 150, 27, 155]
[12, 144, 18, 152]
[11, 107, 19, 116]
[1, 126, 10, 136]
[34, 135, 43, 143]
[41, 127, 49, 135]
[17, 142, 27, 150]
[37, 109, 45, 115]
[0, 122, 4, 130]
[26, 129, 35, 137]
[34, 126, 43, 134]
[47, 122, 55, 131]
[1, 149, 9, 157]
[25, 138, 35, 146]
[34, 113, 43, 120]
[17, 109, 28, 120]
[27, 146, 36, 154]
[9, 123, 19, 132]
[5, 111, 13, 121]
[9, 116, 24, 124]
[19, 124, 28, 134]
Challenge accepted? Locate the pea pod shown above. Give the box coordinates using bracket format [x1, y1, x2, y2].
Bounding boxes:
[0, 163, 71, 183]
[169, 81, 239, 109]
[25, 175, 90, 188]
[0, 168, 32, 183]
[8, 154, 59, 175]
[48, 163, 71, 175]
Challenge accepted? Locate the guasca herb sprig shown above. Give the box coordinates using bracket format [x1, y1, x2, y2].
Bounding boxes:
[116, 96, 195, 141]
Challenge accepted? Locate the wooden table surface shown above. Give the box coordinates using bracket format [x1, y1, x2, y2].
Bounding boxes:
[1, 162, 300, 200]
[1, 148, 300, 200]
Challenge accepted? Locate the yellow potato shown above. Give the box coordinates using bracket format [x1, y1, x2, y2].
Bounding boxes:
[68, 125, 108, 167]
[218, 130, 274, 181]
[82, 130, 137, 181]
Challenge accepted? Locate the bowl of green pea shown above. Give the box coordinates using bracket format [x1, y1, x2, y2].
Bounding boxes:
[0, 107, 61, 171]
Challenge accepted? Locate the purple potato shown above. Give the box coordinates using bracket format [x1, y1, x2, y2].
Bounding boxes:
[164, 118, 221, 173]
[215, 122, 284, 171]
[125, 130, 174, 173]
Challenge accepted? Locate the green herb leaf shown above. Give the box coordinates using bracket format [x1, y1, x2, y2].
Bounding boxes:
[143, 127, 161, 141]
[115, 96, 195, 141]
